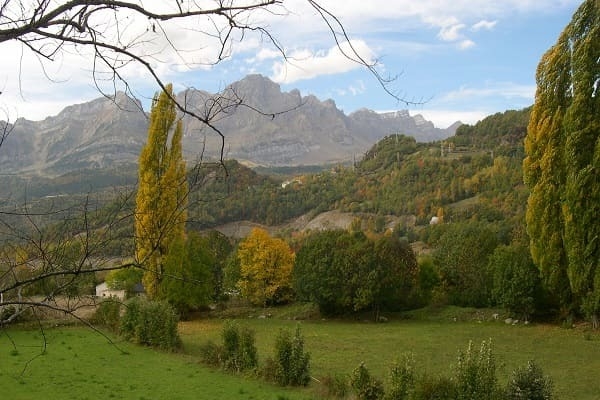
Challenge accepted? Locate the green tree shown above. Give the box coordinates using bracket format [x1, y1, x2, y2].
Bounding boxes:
[160, 232, 214, 318]
[105, 266, 144, 297]
[135, 84, 188, 299]
[294, 231, 416, 316]
[367, 236, 418, 314]
[489, 244, 541, 320]
[295, 230, 374, 315]
[524, 0, 600, 323]
[236, 228, 294, 306]
[199, 230, 234, 302]
[293, 230, 345, 314]
[432, 222, 499, 307]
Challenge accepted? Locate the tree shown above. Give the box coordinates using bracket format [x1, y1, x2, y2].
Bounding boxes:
[293, 230, 372, 315]
[489, 243, 541, 320]
[236, 228, 294, 307]
[364, 236, 418, 315]
[294, 230, 417, 316]
[105, 265, 144, 297]
[159, 232, 214, 318]
[432, 222, 499, 307]
[135, 84, 187, 299]
[523, 0, 600, 324]
[294, 230, 347, 314]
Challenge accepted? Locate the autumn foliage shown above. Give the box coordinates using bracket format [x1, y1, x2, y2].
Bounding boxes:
[236, 228, 295, 306]
[135, 85, 187, 299]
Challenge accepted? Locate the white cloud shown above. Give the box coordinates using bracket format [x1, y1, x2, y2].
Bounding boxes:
[334, 80, 367, 97]
[441, 82, 536, 102]
[438, 24, 467, 42]
[270, 40, 377, 84]
[458, 40, 476, 50]
[408, 109, 490, 128]
[472, 19, 498, 31]
[375, 108, 490, 128]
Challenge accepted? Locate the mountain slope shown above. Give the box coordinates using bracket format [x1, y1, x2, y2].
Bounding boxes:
[0, 75, 459, 175]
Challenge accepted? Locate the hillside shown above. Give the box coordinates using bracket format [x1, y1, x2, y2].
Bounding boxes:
[183, 107, 530, 235]
[0, 107, 529, 250]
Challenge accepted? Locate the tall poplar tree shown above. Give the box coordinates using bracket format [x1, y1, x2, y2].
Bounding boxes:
[524, 0, 600, 324]
[135, 84, 188, 299]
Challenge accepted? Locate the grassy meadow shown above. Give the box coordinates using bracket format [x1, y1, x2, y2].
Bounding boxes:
[179, 310, 600, 399]
[0, 327, 311, 400]
[2, 307, 600, 399]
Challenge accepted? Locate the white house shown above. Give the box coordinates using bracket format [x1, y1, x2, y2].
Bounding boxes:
[95, 282, 126, 300]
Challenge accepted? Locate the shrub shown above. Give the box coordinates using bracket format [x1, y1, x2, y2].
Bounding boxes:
[274, 326, 311, 386]
[412, 375, 457, 400]
[198, 340, 222, 367]
[318, 373, 350, 399]
[221, 321, 258, 373]
[259, 356, 279, 383]
[505, 361, 553, 400]
[120, 297, 180, 351]
[92, 299, 121, 331]
[350, 362, 385, 400]
[454, 339, 499, 400]
[385, 354, 415, 400]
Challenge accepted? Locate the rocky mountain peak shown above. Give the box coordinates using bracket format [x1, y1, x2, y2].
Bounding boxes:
[1, 75, 460, 175]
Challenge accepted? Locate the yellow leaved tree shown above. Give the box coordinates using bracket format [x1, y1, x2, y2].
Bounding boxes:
[135, 85, 187, 299]
[236, 228, 294, 307]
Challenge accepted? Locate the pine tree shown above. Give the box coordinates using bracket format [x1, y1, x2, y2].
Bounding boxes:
[135, 84, 188, 299]
[524, 0, 600, 322]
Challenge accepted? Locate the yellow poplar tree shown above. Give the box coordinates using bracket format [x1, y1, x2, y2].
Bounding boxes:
[135, 84, 187, 299]
[236, 228, 294, 307]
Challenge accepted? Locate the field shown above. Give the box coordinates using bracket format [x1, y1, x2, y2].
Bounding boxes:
[0, 327, 311, 400]
[2, 308, 600, 399]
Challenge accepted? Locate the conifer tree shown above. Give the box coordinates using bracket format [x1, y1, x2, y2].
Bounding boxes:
[524, 0, 599, 323]
[135, 85, 187, 299]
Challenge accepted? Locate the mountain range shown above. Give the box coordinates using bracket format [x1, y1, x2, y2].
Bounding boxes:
[0, 75, 460, 176]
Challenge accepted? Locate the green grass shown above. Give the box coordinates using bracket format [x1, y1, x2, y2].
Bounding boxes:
[0, 327, 311, 400]
[180, 312, 600, 400]
[3, 309, 600, 399]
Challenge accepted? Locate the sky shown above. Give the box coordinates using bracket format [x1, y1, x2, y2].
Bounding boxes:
[0, 0, 584, 129]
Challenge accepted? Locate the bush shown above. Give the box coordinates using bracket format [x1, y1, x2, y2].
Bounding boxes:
[454, 339, 499, 400]
[198, 340, 222, 367]
[274, 326, 311, 386]
[412, 375, 457, 400]
[318, 373, 350, 399]
[505, 361, 553, 400]
[120, 297, 180, 351]
[259, 356, 279, 383]
[385, 354, 415, 400]
[91, 299, 121, 331]
[350, 362, 385, 400]
[221, 321, 258, 373]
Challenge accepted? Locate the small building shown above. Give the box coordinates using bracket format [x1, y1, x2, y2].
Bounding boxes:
[95, 282, 126, 300]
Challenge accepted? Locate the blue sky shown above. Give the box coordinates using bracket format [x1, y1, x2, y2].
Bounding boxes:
[0, 0, 583, 129]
